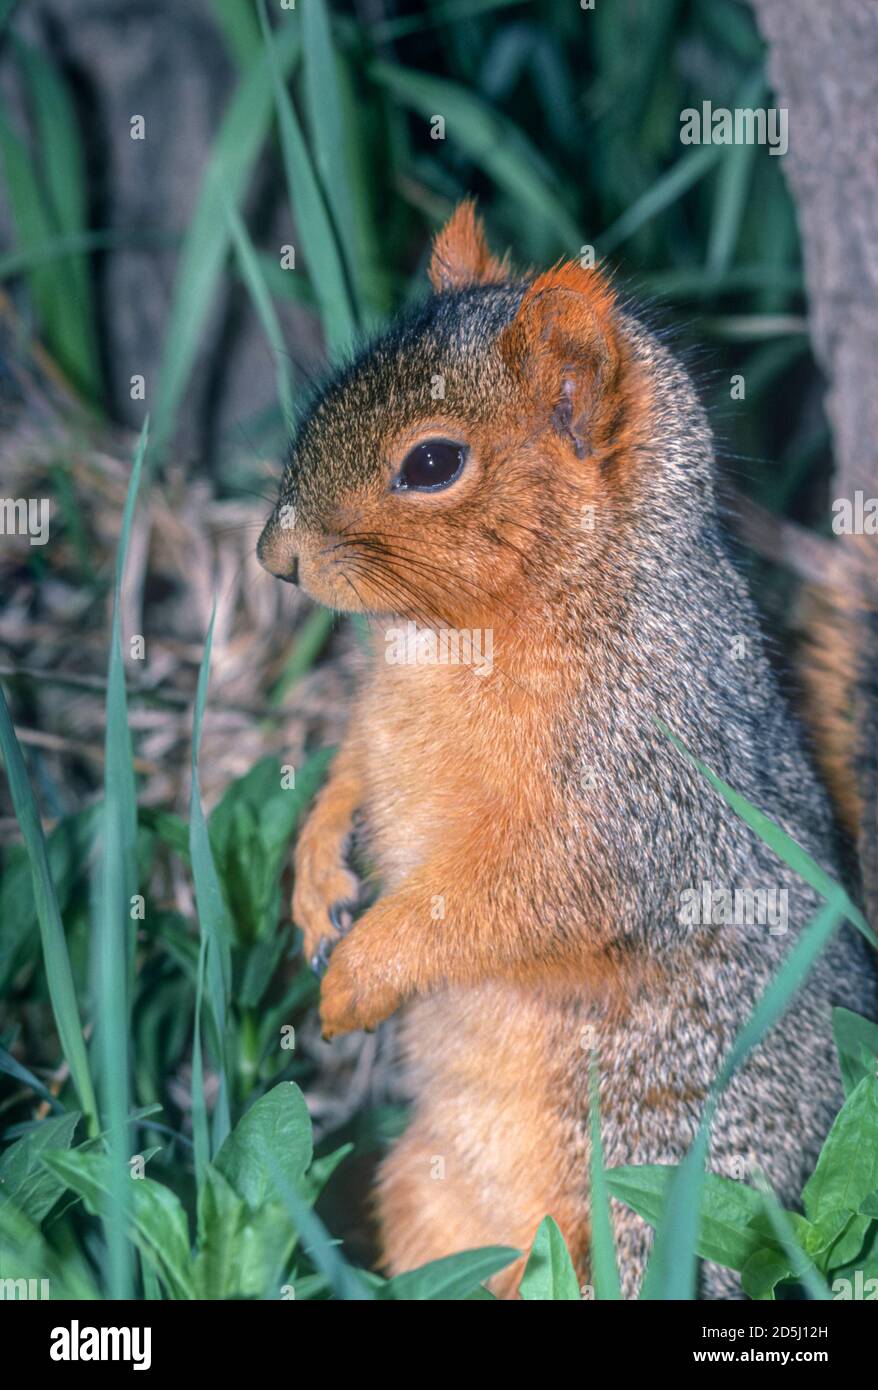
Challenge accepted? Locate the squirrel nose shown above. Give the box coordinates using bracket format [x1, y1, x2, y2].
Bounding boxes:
[257, 526, 300, 584]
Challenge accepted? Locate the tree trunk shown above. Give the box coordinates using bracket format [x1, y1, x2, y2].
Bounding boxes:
[750, 0, 878, 927]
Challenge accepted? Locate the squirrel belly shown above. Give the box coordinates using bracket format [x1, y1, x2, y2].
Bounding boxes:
[261, 202, 878, 1298]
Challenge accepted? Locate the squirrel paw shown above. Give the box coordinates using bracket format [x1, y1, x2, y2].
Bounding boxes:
[319, 930, 401, 1039]
[292, 832, 360, 972]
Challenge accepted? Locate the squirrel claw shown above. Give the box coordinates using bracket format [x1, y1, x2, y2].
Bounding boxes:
[329, 901, 355, 935]
[310, 938, 333, 978]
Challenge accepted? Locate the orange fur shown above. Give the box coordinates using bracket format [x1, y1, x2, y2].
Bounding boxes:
[796, 533, 878, 840]
[428, 198, 510, 292]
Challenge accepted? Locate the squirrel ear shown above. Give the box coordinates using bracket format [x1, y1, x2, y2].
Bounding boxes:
[428, 199, 509, 292]
[499, 261, 622, 459]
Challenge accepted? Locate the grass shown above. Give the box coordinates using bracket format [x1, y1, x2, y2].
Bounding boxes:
[0, 0, 872, 1301]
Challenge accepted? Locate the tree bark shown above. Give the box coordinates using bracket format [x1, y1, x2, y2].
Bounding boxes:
[750, 0, 878, 503]
[750, 0, 878, 927]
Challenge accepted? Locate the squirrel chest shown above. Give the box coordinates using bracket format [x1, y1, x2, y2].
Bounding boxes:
[356, 626, 556, 892]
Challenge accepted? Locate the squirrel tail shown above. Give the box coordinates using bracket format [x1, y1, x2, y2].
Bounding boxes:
[797, 535, 878, 927]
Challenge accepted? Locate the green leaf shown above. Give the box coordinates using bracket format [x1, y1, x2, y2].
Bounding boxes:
[804, 1207, 862, 1263]
[803, 1075, 878, 1223]
[822, 1214, 872, 1271]
[519, 1216, 580, 1300]
[827, 1214, 878, 1294]
[209, 748, 333, 945]
[741, 1247, 793, 1301]
[215, 1082, 312, 1211]
[606, 1165, 783, 1274]
[752, 1172, 831, 1300]
[43, 1149, 194, 1299]
[193, 1164, 295, 1300]
[833, 1007, 878, 1097]
[264, 1148, 373, 1300]
[138, 807, 190, 862]
[383, 1246, 520, 1300]
[0, 1112, 80, 1223]
[0, 1199, 100, 1298]
[298, 1143, 353, 1206]
[0, 1046, 64, 1112]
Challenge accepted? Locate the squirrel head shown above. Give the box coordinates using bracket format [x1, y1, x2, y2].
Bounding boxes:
[259, 200, 657, 631]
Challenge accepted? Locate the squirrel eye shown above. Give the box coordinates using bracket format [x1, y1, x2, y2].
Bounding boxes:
[393, 438, 467, 491]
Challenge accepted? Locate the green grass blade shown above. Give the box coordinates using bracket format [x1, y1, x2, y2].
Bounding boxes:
[301, 0, 360, 308]
[92, 418, 149, 1299]
[264, 1151, 374, 1300]
[223, 193, 294, 425]
[718, 898, 845, 1093]
[656, 720, 876, 946]
[207, 0, 262, 67]
[753, 1171, 832, 1301]
[369, 60, 581, 249]
[0, 228, 178, 281]
[0, 108, 98, 403]
[0, 1044, 65, 1113]
[257, 0, 355, 358]
[0, 693, 98, 1134]
[588, 1053, 622, 1299]
[706, 76, 765, 276]
[190, 933, 211, 1191]
[599, 145, 721, 257]
[268, 607, 335, 706]
[371, 0, 529, 42]
[189, 603, 233, 1151]
[153, 24, 300, 457]
[12, 38, 101, 402]
[638, 898, 844, 1299]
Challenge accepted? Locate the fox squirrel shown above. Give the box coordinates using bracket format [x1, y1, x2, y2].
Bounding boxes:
[258, 201, 878, 1298]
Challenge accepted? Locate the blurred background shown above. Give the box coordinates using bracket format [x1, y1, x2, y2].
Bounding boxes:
[1, 0, 875, 1287]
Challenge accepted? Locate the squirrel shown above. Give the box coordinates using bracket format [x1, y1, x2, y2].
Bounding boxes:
[258, 201, 878, 1298]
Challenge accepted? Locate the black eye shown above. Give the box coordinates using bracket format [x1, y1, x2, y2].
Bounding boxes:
[393, 439, 467, 491]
